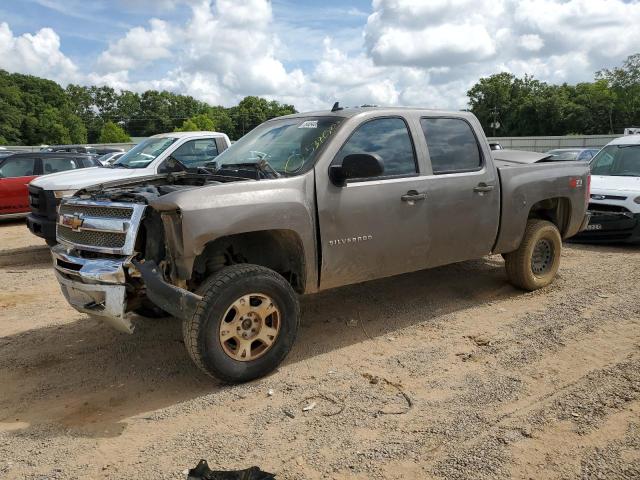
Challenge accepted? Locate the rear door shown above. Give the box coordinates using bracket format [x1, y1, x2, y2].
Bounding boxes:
[0, 156, 38, 214]
[417, 116, 500, 266]
[316, 116, 432, 289]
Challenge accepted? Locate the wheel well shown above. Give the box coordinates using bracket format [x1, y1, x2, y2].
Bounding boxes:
[528, 197, 572, 237]
[191, 230, 306, 293]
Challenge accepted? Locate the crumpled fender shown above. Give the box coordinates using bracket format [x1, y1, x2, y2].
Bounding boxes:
[133, 259, 202, 320]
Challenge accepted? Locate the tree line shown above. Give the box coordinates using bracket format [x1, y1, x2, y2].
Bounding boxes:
[0, 69, 296, 145]
[1, 52, 638, 145]
[468, 53, 640, 136]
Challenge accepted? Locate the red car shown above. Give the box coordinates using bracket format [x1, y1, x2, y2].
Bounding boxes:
[0, 152, 99, 218]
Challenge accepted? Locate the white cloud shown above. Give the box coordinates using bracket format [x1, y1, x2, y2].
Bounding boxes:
[4, 0, 640, 112]
[96, 18, 173, 72]
[365, 0, 503, 67]
[518, 34, 544, 52]
[0, 22, 79, 84]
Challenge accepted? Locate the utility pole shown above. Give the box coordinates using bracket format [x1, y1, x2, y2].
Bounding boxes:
[490, 106, 500, 137]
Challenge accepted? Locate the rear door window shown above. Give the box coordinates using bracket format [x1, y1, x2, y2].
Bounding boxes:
[42, 157, 80, 174]
[421, 118, 482, 174]
[0, 157, 36, 178]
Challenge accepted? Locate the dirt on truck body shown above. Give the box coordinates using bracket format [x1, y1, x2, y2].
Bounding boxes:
[50, 107, 590, 383]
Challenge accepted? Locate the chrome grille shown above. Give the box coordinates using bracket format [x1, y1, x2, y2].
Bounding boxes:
[56, 199, 146, 255]
[57, 226, 127, 249]
[59, 204, 133, 219]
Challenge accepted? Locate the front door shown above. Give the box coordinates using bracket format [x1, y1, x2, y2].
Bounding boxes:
[316, 117, 431, 290]
[0, 156, 37, 215]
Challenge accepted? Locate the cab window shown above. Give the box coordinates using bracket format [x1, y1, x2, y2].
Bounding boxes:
[0, 157, 36, 178]
[172, 139, 219, 167]
[334, 118, 417, 177]
[421, 118, 482, 174]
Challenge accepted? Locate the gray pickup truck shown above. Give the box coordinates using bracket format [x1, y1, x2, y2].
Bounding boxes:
[51, 107, 590, 383]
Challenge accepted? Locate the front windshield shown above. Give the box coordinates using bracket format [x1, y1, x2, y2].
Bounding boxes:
[547, 150, 580, 160]
[214, 117, 343, 175]
[590, 144, 640, 176]
[113, 137, 178, 169]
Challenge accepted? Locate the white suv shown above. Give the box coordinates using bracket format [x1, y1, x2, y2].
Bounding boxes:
[578, 134, 640, 243]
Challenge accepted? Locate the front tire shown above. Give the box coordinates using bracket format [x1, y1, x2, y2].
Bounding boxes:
[183, 264, 300, 383]
[504, 219, 562, 291]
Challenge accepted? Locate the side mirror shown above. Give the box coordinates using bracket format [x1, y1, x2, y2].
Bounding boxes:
[158, 156, 185, 174]
[329, 153, 384, 186]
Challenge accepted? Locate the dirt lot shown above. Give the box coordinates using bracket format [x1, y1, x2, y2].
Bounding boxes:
[0, 224, 639, 479]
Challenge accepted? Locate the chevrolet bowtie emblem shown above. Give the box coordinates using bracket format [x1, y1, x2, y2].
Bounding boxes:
[61, 213, 84, 232]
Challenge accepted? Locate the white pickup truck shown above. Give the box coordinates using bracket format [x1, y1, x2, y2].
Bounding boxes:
[576, 133, 640, 243]
[27, 131, 231, 244]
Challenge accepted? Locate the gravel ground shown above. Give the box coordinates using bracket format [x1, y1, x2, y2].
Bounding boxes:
[0, 230, 639, 479]
[0, 219, 44, 251]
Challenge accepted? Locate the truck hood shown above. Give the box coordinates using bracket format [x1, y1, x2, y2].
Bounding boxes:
[30, 167, 153, 191]
[591, 175, 640, 193]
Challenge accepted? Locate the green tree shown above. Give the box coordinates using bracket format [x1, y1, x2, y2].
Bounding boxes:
[98, 121, 131, 143]
[468, 70, 618, 135]
[229, 96, 296, 138]
[175, 113, 216, 132]
[597, 53, 640, 130]
[0, 69, 302, 145]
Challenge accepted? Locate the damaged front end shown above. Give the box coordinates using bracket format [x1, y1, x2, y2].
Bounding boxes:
[52, 174, 212, 333]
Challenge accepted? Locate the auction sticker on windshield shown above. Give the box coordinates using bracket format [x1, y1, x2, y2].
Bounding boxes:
[298, 120, 318, 129]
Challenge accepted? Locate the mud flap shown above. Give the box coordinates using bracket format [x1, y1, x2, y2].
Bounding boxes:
[187, 459, 275, 480]
[133, 260, 202, 321]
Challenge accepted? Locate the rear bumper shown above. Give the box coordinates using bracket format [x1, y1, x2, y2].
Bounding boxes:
[572, 211, 640, 244]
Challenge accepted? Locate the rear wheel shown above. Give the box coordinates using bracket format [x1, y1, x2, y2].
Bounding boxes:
[183, 264, 299, 383]
[504, 219, 562, 291]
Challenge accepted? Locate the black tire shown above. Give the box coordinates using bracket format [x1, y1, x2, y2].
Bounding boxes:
[183, 264, 300, 383]
[504, 219, 562, 291]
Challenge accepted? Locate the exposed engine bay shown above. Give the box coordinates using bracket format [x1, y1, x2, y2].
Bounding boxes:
[74, 161, 281, 204]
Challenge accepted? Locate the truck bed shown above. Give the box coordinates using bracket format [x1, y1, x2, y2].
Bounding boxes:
[493, 159, 590, 253]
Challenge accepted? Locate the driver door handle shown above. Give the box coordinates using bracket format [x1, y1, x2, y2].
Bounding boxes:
[401, 190, 427, 202]
[473, 183, 495, 193]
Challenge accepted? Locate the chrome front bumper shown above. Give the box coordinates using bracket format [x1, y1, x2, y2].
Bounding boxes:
[52, 245, 135, 333]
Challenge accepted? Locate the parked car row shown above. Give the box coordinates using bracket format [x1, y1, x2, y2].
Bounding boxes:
[3, 127, 640, 252]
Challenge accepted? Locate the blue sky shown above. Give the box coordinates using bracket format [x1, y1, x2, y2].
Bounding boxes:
[1, 0, 639, 111]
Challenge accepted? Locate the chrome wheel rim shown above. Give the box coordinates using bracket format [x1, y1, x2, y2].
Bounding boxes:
[531, 238, 554, 276]
[218, 293, 280, 362]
